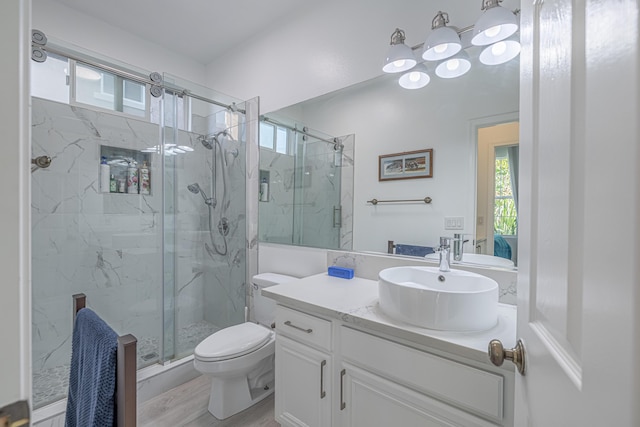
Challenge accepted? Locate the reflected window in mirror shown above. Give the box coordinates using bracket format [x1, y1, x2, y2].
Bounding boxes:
[260, 121, 289, 154]
[476, 121, 519, 267]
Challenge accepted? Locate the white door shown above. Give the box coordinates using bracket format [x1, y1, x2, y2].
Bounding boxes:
[0, 0, 32, 410]
[514, 0, 640, 425]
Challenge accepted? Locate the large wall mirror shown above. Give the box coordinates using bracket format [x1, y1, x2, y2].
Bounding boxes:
[259, 44, 520, 269]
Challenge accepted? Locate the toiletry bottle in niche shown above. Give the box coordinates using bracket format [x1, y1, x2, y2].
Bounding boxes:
[260, 177, 269, 202]
[139, 161, 150, 195]
[118, 179, 126, 193]
[127, 161, 139, 194]
[100, 156, 110, 193]
[109, 174, 117, 193]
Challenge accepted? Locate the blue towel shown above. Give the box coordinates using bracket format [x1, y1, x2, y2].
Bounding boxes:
[395, 244, 435, 257]
[65, 308, 118, 427]
[494, 234, 513, 260]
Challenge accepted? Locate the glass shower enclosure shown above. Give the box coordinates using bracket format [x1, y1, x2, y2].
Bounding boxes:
[258, 120, 345, 249]
[30, 49, 255, 408]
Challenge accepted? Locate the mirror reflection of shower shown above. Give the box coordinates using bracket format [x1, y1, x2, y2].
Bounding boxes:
[188, 129, 239, 257]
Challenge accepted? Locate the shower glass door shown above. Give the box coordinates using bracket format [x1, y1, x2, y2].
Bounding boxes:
[292, 134, 342, 248]
[30, 50, 252, 409]
[162, 74, 248, 360]
[31, 95, 164, 408]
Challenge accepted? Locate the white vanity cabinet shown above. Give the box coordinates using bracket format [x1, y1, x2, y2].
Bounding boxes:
[274, 305, 514, 427]
[275, 306, 333, 427]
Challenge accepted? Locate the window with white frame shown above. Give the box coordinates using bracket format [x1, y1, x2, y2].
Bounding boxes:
[259, 121, 289, 154]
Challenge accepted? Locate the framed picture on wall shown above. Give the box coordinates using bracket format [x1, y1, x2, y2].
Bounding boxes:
[378, 149, 433, 181]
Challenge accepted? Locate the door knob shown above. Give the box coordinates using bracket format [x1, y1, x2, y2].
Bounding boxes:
[488, 339, 526, 375]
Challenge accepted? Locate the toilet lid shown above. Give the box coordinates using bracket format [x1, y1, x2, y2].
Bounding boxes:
[195, 323, 272, 362]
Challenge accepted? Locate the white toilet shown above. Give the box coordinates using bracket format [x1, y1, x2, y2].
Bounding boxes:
[193, 273, 296, 420]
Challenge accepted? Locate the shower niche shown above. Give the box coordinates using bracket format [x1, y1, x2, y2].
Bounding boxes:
[100, 145, 152, 195]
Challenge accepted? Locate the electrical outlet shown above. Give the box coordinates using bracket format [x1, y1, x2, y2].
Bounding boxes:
[444, 216, 464, 230]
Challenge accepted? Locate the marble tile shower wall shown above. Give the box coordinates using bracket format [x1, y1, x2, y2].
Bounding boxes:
[31, 98, 248, 381]
[31, 98, 165, 375]
[339, 134, 355, 250]
[258, 135, 354, 250]
[258, 150, 295, 244]
[163, 107, 248, 357]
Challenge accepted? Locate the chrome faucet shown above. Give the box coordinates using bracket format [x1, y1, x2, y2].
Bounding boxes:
[453, 233, 469, 262]
[435, 237, 452, 272]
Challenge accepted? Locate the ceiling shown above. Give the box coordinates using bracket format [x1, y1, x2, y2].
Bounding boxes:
[51, 0, 314, 64]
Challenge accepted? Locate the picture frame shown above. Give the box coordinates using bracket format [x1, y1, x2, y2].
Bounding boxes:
[378, 149, 433, 181]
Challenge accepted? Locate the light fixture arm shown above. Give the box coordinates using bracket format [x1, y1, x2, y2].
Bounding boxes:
[431, 11, 450, 30]
[389, 28, 407, 45]
[481, 0, 503, 11]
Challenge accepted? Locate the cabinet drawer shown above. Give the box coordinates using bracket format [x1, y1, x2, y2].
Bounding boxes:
[276, 306, 332, 351]
[340, 327, 504, 421]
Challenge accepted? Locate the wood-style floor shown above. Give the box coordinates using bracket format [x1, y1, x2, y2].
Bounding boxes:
[138, 374, 280, 427]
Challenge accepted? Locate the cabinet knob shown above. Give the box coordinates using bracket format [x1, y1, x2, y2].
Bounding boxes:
[488, 339, 526, 375]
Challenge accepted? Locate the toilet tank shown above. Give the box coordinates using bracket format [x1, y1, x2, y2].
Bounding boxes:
[253, 273, 297, 326]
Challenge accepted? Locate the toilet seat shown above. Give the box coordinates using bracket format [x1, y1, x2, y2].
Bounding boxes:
[195, 323, 272, 362]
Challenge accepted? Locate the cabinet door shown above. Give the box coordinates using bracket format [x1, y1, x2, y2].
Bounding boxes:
[340, 364, 498, 427]
[276, 335, 332, 427]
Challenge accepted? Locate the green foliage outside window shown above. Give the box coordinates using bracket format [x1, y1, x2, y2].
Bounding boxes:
[494, 157, 517, 235]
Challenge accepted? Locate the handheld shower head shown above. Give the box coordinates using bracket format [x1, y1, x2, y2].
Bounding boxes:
[187, 182, 216, 207]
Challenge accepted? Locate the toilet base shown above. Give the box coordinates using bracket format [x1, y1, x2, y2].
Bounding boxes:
[208, 375, 274, 420]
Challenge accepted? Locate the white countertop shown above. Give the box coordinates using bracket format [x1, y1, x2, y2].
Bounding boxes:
[262, 273, 517, 368]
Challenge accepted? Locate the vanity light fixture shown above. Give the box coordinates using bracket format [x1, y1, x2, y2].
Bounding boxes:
[471, 0, 519, 46]
[479, 35, 521, 65]
[399, 63, 431, 89]
[435, 50, 471, 79]
[384, 1, 519, 89]
[422, 12, 461, 61]
[382, 28, 417, 73]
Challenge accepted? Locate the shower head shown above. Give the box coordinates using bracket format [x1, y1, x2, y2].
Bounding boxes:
[199, 136, 213, 150]
[199, 130, 230, 150]
[187, 183, 200, 194]
[187, 182, 216, 207]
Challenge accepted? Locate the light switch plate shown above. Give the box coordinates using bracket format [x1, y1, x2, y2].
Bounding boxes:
[444, 216, 464, 230]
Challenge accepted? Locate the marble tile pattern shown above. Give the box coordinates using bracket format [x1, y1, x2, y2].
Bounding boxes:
[258, 133, 353, 250]
[338, 134, 355, 250]
[294, 138, 341, 249]
[327, 250, 517, 305]
[31, 97, 251, 408]
[32, 98, 165, 384]
[258, 150, 295, 244]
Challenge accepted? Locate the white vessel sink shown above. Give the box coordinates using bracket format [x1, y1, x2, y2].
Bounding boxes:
[378, 266, 499, 331]
[424, 253, 515, 268]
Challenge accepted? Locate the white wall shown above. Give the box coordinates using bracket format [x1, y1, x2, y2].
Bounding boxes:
[32, 0, 207, 86]
[205, 0, 521, 113]
[0, 0, 31, 408]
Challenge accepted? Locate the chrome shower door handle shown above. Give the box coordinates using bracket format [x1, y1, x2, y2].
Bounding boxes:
[333, 206, 342, 228]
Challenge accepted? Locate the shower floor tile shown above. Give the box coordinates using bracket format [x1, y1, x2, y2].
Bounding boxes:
[33, 320, 220, 409]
